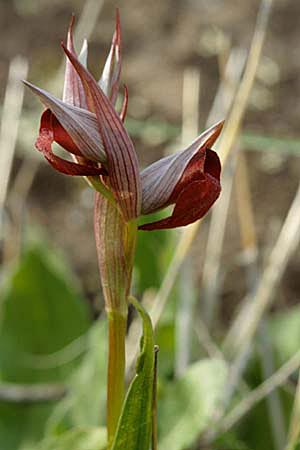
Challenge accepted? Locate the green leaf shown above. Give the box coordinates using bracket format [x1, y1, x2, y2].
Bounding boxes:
[35, 427, 106, 450]
[45, 320, 108, 434]
[0, 244, 91, 450]
[111, 297, 155, 450]
[158, 359, 228, 450]
[0, 244, 90, 383]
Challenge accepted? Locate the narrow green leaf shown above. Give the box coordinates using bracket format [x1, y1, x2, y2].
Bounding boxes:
[111, 297, 155, 450]
[158, 359, 228, 450]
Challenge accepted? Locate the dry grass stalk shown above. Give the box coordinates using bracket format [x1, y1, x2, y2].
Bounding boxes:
[147, 0, 273, 333]
[218, 348, 300, 435]
[201, 148, 238, 327]
[0, 56, 28, 236]
[201, 48, 247, 329]
[225, 180, 300, 356]
[221, 150, 286, 449]
[175, 68, 200, 377]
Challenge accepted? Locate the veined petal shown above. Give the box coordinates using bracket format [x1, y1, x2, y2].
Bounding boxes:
[62, 45, 142, 221]
[139, 162, 220, 230]
[140, 120, 223, 215]
[63, 15, 87, 108]
[36, 109, 105, 176]
[24, 81, 106, 163]
[98, 9, 121, 104]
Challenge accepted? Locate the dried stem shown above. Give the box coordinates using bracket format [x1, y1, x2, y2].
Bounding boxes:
[201, 150, 238, 327]
[0, 56, 28, 237]
[201, 45, 247, 328]
[234, 152, 286, 449]
[218, 348, 300, 435]
[147, 0, 272, 333]
[225, 180, 300, 356]
[175, 68, 200, 376]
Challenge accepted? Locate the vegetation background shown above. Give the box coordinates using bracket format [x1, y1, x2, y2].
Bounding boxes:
[0, 0, 300, 449]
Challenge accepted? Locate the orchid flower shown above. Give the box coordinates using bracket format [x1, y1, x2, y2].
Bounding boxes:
[25, 12, 224, 445]
[24, 13, 223, 231]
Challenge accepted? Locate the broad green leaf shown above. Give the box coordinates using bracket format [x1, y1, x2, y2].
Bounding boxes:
[45, 320, 107, 434]
[0, 403, 54, 450]
[35, 427, 106, 450]
[0, 244, 91, 450]
[158, 359, 228, 450]
[0, 244, 90, 382]
[111, 297, 155, 450]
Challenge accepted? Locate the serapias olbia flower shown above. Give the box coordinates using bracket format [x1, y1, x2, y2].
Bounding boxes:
[24, 11, 223, 231]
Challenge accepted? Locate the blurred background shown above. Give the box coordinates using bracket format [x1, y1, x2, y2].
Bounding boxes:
[0, 0, 300, 449]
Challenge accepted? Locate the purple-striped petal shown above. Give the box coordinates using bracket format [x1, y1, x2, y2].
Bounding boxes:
[62, 44, 142, 221]
[139, 149, 221, 230]
[36, 109, 105, 177]
[24, 81, 106, 163]
[98, 9, 121, 104]
[62, 15, 88, 108]
[140, 121, 224, 215]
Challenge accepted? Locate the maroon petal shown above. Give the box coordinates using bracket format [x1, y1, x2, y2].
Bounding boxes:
[139, 178, 220, 230]
[63, 15, 88, 108]
[62, 44, 142, 221]
[39, 109, 82, 156]
[141, 121, 223, 215]
[139, 150, 221, 230]
[43, 152, 105, 176]
[36, 109, 105, 176]
[98, 9, 121, 104]
[24, 81, 106, 163]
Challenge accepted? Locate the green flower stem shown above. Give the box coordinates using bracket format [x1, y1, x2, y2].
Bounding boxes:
[152, 345, 159, 450]
[107, 310, 127, 448]
[89, 176, 117, 205]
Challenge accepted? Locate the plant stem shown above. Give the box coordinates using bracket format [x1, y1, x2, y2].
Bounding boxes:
[107, 310, 127, 448]
[152, 345, 159, 450]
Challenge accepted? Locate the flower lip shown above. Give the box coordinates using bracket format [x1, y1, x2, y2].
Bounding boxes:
[140, 120, 224, 216]
[35, 108, 106, 177]
[139, 148, 222, 231]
